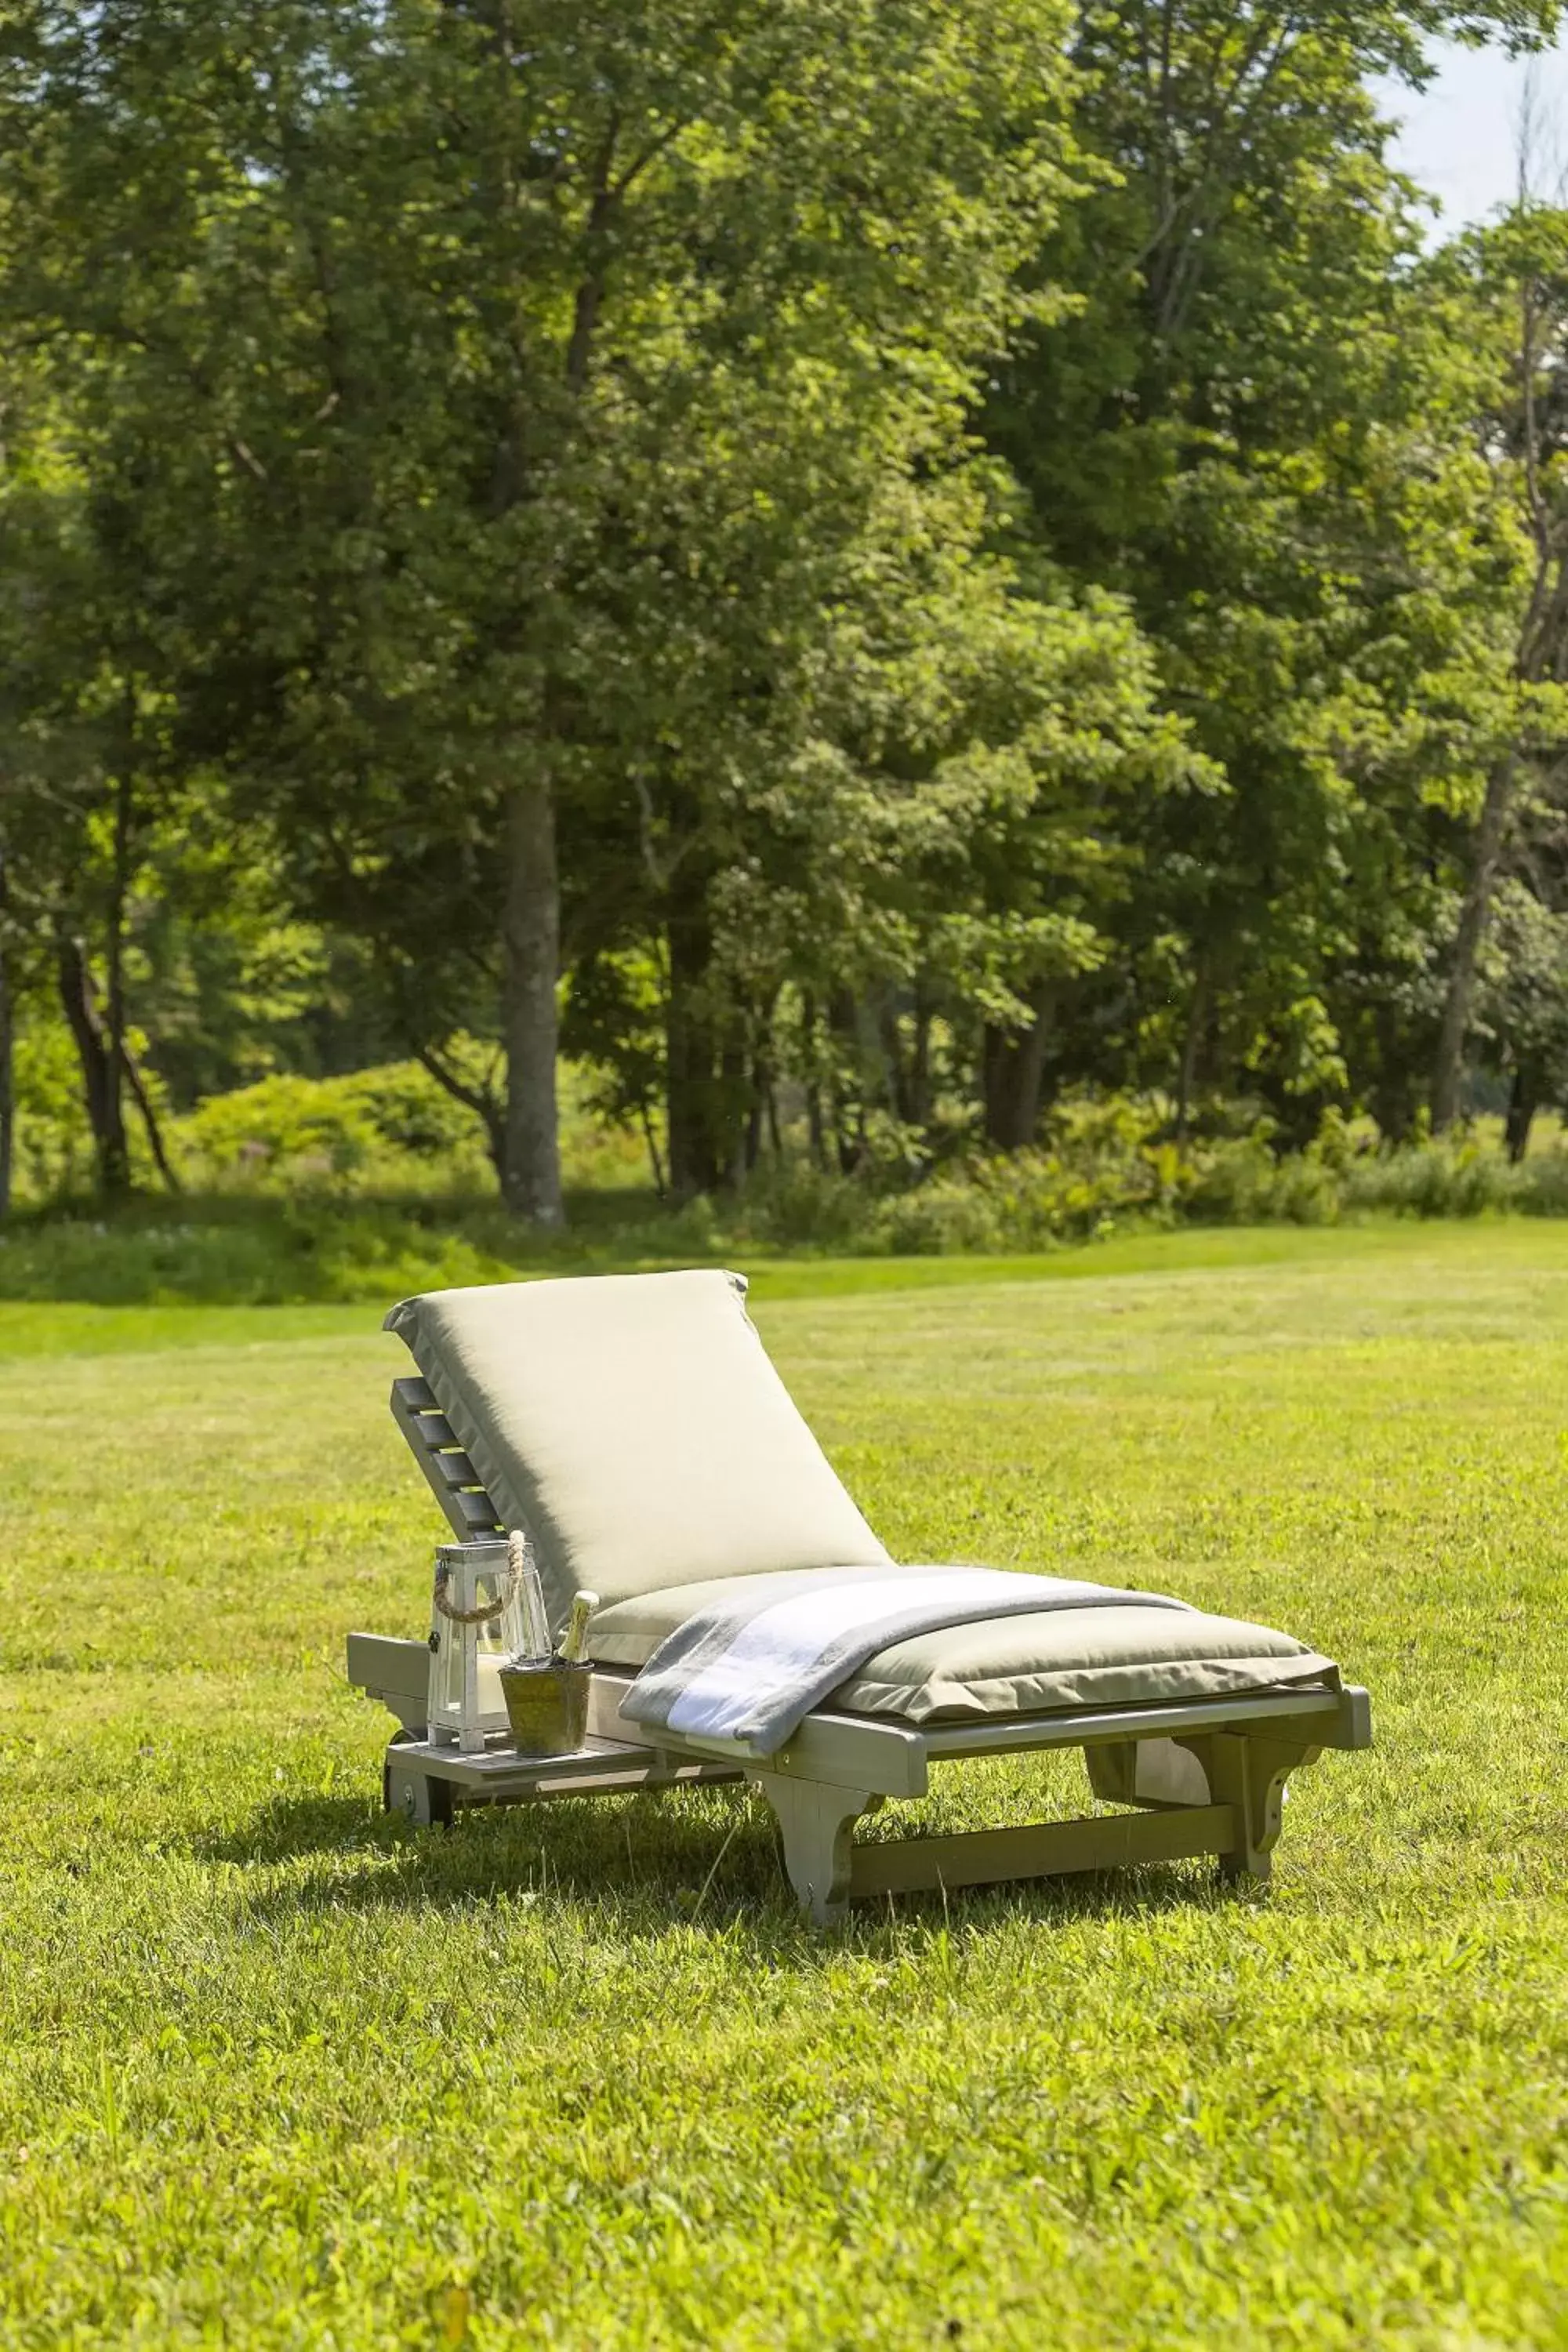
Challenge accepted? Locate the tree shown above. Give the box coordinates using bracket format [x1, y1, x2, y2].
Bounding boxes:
[0, 369, 203, 1198]
[1425, 205, 1568, 1127]
[2, 0, 1083, 1218]
[985, 0, 1563, 1139]
[11, 0, 1568, 1197]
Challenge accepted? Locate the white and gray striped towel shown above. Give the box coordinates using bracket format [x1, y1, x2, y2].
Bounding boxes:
[618, 1564, 1193, 1757]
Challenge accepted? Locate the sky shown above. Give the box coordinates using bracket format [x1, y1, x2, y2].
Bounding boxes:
[1379, 38, 1568, 229]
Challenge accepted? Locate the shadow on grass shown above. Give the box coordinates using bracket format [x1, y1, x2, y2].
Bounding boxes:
[198, 1782, 1252, 1945]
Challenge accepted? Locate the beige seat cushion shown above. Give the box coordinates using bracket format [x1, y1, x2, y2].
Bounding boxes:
[385, 1270, 889, 1623]
[589, 1571, 1338, 1725]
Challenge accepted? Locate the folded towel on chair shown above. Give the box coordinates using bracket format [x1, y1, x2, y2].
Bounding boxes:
[618, 1564, 1194, 1756]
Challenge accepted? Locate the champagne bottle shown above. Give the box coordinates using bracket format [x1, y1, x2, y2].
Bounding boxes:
[560, 1590, 599, 1665]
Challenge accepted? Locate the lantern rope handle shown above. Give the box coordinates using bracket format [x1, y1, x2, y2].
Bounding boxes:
[433, 1555, 519, 1625]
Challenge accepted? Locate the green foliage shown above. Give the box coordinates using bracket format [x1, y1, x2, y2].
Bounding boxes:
[0, 1204, 515, 1306]
[8, 1054, 655, 1212]
[179, 1076, 380, 1186]
[983, 0, 1568, 1145]
[0, 0, 1093, 1215]
[6, 0, 1568, 1221]
[17, 1083, 1568, 1301]
[176, 1069, 487, 1192]
[12, 1012, 91, 1196]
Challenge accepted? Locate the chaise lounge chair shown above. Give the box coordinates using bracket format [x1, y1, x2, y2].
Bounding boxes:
[348, 1269, 1370, 1921]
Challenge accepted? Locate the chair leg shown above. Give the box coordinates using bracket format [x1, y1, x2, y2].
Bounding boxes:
[1200, 1732, 1320, 1882]
[750, 1772, 880, 1923]
[1088, 1729, 1323, 1883]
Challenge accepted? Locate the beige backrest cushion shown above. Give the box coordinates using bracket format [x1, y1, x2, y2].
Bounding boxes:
[385, 1270, 890, 1623]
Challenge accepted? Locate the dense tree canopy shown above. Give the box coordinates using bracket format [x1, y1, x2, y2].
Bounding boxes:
[2, 0, 1567, 1215]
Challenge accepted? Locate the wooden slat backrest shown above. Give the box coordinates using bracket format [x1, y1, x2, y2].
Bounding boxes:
[390, 1375, 506, 1542]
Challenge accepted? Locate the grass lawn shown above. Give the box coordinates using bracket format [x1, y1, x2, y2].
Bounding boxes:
[5, 1221, 1568, 2347]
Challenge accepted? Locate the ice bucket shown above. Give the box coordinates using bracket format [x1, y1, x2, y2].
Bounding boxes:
[497, 1657, 593, 1756]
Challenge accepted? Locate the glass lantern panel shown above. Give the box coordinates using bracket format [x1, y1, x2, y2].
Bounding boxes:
[427, 1541, 529, 1737]
[427, 1613, 465, 1735]
[473, 1563, 510, 1721]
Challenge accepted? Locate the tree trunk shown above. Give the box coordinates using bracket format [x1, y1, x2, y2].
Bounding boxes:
[744, 1063, 765, 1175]
[805, 1080, 826, 1171]
[121, 1040, 181, 1192]
[57, 936, 130, 1200]
[908, 987, 934, 1137]
[0, 850, 11, 1222]
[801, 993, 826, 1171]
[105, 767, 132, 1108]
[746, 993, 782, 1175]
[665, 876, 726, 1200]
[416, 1044, 507, 1185]
[1174, 957, 1210, 1142]
[723, 1037, 748, 1190]
[501, 780, 563, 1225]
[56, 761, 138, 1201]
[638, 1099, 666, 1198]
[1432, 757, 1517, 1132]
[1505, 1065, 1540, 1165]
[0, 931, 11, 1225]
[875, 993, 914, 1127]
[1370, 986, 1420, 1145]
[827, 990, 865, 1174]
[982, 985, 1054, 1152]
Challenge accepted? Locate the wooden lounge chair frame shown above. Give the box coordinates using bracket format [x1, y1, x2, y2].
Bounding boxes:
[350, 1376, 1372, 1922]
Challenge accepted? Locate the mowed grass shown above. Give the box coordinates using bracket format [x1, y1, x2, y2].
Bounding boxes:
[4, 1223, 1568, 2347]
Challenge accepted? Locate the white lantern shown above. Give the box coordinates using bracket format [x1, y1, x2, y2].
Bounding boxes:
[426, 1539, 534, 1752]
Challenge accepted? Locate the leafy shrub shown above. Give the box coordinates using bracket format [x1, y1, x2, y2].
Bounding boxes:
[0, 1202, 521, 1305]
[1182, 1133, 1342, 1226]
[1341, 1141, 1519, 1219]
[10, 1073, 1568, 1309]
[172, 1063, 508, 1196]
[178, 1073, 383, 1187]
[1265, 1151, 1344, 1225]
[168, 1059, 650, 1199]
[346, 1065, 485, 1159]
[729, 1096, 1188, 1254]
[728, 1164, 885, 1250]
[866, 1180, 1009, 1256]
[1517, 1149, 1568, 1214]
[13, 1018, 97, 1201]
